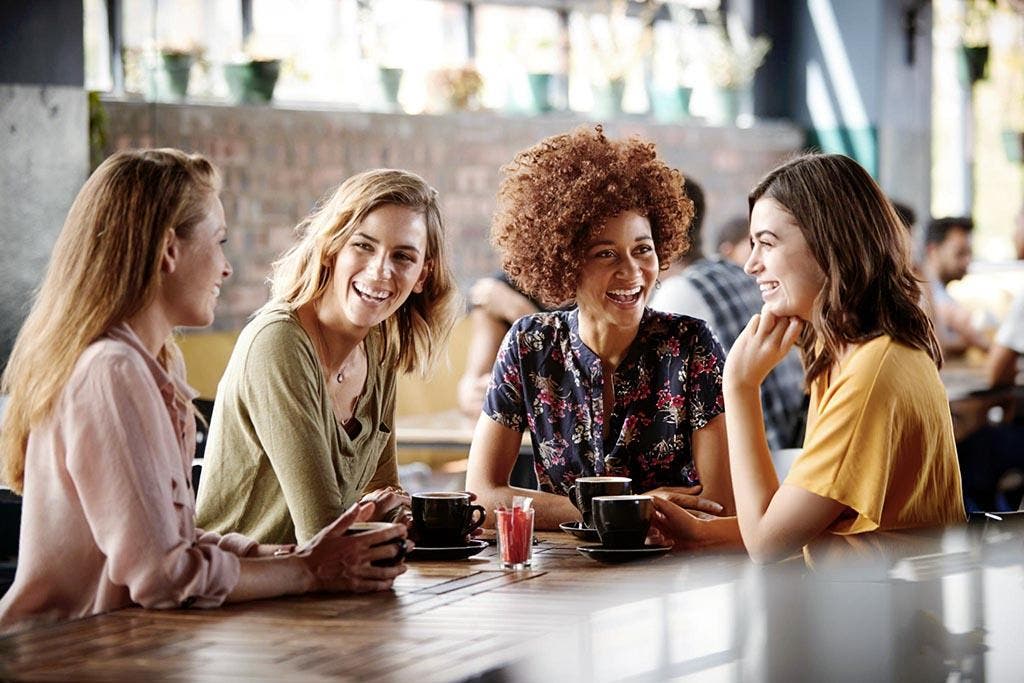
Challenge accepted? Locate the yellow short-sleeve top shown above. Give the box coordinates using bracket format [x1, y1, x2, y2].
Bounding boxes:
[784, 335, 966, 534]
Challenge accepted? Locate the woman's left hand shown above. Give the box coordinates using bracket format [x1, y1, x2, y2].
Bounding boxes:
[360, 487, 411, 522]
[724, 307, 803, 390]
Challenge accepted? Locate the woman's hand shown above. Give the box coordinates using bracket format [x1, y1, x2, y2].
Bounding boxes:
[724, 307, 803, 391]
[644, 485, 724, 516]
[297, 501, 410, 593]
[360, 487, 411, 522]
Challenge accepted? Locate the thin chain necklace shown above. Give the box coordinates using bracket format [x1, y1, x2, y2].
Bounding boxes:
[313, 313, 362, 384]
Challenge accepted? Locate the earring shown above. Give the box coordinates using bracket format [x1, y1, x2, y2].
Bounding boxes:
[655, 279, 662, 290]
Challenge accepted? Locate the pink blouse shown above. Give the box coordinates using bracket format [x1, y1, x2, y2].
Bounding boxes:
[0, 324, 256, 634]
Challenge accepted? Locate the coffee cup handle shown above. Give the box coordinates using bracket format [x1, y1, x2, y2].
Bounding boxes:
[567, 485, 580, 511]
[466, 505, 486, 534]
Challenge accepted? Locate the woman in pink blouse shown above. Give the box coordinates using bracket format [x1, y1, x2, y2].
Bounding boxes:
[0, 149, 409, 634]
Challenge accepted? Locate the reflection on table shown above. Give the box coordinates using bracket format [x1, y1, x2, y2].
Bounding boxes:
[2, 517, 1023, 681]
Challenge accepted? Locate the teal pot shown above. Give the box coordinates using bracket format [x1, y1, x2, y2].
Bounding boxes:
[651, 86, 694, 122]
[607, 78, 626, 116]
[1001, 130, 1024, 163]
[379, 67, 403, 109]
[527, 72, 553, 114]
[224, 59, 281, 104]
[159, 53, 193, 101]
[709, 87, 741, 126]
[958, 45, 989, 86]
[677, 85, 693, 117]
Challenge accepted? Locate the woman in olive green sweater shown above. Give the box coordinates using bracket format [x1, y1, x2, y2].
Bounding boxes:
[196, 170, 459, 544]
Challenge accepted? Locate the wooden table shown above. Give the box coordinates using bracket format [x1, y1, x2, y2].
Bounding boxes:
[3, 520, 1023, 681]
[941, 360, 1024, 442]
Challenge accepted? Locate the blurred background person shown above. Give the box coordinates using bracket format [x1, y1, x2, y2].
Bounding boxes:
[924, 216, 990, 356]
[651, 189, 805, 453]
[457, 273, 542, 418]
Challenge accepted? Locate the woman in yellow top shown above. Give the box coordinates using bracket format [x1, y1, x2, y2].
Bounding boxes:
[651, 153, 966, 562]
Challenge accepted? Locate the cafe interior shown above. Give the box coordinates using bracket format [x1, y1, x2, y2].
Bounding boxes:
[2, 0, 1024, 680]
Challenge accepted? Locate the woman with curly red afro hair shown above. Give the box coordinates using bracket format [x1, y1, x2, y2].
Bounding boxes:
[466, 126, 735, 531]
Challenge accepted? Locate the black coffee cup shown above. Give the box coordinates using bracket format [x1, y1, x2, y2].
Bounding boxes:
[411, 492, 486, 547]
[567, 476, 631, 529]
[592, 495, 653, 549]
[344, 521, 407, 567]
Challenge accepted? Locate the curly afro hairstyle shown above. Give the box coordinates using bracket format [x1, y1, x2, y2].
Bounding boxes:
[491, 125, 693, 308]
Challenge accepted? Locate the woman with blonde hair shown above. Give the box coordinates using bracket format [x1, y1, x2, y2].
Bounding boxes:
[1, 149, 409, 634]
[196, 169, 459, 544]
[650, 153, 966, 561]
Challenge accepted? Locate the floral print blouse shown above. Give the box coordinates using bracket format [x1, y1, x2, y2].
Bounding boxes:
[483, 308, 726, 494]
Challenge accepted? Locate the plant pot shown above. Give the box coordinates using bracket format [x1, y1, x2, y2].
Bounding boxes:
[677, 86, 693, 117]
[652, 86, 693, 122]
[224, 59, 281, 104]
[527, 72, 553, 114]
[1001, 130, 1024, 163]
[958, 45, 989, 86]
[709, 86, 741, 126]
[379, 67, 403, 109]
[159, 53, 194, 101]
[607, 78, 626, 116]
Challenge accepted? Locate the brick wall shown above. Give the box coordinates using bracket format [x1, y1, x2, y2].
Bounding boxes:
[101, 99, 804, 330]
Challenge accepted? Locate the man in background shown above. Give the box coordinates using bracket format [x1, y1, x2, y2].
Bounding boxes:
[651, 183, 805, 452]
[924, 216, 990, 355]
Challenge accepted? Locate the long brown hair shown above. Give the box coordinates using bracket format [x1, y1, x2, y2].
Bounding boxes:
[748, 153, 941, 386]
[1, 149, 220, 492]
[265, 169, 458, 376]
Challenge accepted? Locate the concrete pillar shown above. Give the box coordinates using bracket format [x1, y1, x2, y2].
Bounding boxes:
[0, 2, 89, 371]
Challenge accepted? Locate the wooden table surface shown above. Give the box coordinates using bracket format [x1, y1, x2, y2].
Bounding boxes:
[3, 521, 1023, 682]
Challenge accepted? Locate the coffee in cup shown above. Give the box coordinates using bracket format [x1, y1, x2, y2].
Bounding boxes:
[591, 494, 653, 549]
[344, 521, 407, 567]
[411, 492, 486, 547]
[567, 476, 632, 528]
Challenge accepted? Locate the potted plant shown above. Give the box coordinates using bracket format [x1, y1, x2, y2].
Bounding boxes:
[585, 0, 657, 117]
[958, 0, 993, 86]
[150, 43, 201, 102]
[524, 35, 561, 114]
[701, 10, 771, 125]
[652, 2, 703, 122]
[223, 40, 282, 105]
[430, 66, 484, 112]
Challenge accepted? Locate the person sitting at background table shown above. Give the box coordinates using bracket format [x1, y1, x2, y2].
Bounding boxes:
[466, 125, 734, 531]
[457, 272, 542, 418]
[923, 216, 990, 356]
[0, 149, 409, 634]
[649, 153, 967, 562]
[195, 169, 459, 545]
[650, 183, 805, 453]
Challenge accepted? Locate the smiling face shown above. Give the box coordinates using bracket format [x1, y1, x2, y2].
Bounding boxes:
[323, 203, 429, 332]
[745, 197, 826, 321]
[164, 193, 232, 328]
[575, 210, 658, 330]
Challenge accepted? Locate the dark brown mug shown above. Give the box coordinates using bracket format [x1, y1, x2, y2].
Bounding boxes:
[592, 495, 653, 549]
[344, 521, 407, 567]
[411, 492, 486, 547]
[567, 476, 632, 529]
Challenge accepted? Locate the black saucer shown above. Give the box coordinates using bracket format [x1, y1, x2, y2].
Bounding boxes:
[559, 521, 601, 543]
[576, 544, 672, 564]
[407, 539, 488, 561]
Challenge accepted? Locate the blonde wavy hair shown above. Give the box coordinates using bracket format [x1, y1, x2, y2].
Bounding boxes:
[1, 149, 220, 492]
[265, 168, 458, 377]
